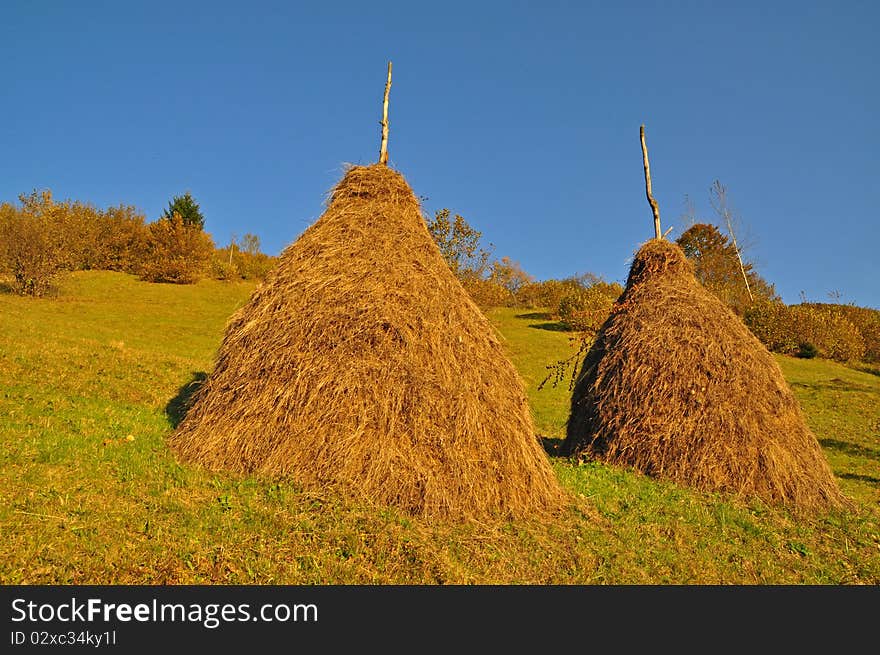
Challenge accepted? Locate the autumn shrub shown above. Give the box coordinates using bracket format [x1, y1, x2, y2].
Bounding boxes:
[459, 274, 510, 309]
[743, 300, 797, 354]
[213, 234, 277, 282]
[236, 252, 276, 280]
[486, 257, 533, 306]
[210, 256, 240, 281]
[803, 303, 880, 363]
[557, 280, 623, 334]
[744, 301, 865, 362]
[425, 208, 546, 310]
[514, 282, 543, 309]
[2, 187, 275, 291]
[140, 213, 214, 284]
[1, 190, 153, 290]
[797, 342, 818, 359]
[516, 278, 577, 311]
[848, 307, 880, 363]
[92, 205, 149, 273]
[794, 305, 865, 362]
[0, 198, 71, 296]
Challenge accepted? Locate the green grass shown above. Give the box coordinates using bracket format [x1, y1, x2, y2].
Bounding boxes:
[1, 271, 878, 584]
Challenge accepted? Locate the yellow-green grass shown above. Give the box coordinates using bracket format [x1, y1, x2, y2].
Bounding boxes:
[1, 271, 878, 583]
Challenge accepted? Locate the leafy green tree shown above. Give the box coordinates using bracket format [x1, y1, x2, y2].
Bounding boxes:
[162, 192, 204, 229]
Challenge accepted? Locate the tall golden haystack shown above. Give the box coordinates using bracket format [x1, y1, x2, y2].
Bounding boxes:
[170, 164, 565, 519]
[561, 238, 846, 511]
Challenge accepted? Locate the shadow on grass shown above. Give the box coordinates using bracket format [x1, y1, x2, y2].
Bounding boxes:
[529, 322, 572, 332]
[853, 364, 880, 377]
[165, 371, 207, 428]
[792, 379, 876, 394]
[514, 311, 573, 332]
[819, 438, 880, 461]
[839, 472, 880, 484]
[539, 434, 565, 457]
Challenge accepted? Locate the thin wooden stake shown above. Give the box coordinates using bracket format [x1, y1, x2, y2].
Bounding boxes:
[379, 61, 392, 165]
[640, 125, 662, 239]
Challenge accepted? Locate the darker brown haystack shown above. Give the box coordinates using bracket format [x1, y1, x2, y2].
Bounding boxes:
[561, 238, 846, 511]
[170, 164, 565, 519]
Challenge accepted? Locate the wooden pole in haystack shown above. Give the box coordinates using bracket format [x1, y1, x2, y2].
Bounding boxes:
[379, 61, 392, 165]
[640, 125, 662, 239]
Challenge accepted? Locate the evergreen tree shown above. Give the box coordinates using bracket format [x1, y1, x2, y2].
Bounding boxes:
[162, 192, 204, 229]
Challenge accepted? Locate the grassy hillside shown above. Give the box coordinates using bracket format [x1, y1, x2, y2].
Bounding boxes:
[1, 271, 878, 583]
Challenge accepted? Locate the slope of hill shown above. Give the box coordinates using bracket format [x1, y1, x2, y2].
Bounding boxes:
[1, 271, 878, 583]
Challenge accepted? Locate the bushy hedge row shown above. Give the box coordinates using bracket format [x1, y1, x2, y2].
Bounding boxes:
[0, 190, 277, 296]
[459, 275, 512, 309]
[556, 280, 624, 334]
[139, 214, 215, 284]
[813, 303, 880, 363]
[517, 278, 583, 311]
[0, 191, 148, 296]
[743, 300, 875, 363]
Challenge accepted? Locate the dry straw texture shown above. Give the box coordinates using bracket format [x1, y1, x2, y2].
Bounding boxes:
[562, 238, 846, 511]
[170, 164, 565, 520]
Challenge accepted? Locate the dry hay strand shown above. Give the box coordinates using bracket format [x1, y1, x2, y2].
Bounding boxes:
[169, 164, 566, 520]
[561, 238, 847, 512]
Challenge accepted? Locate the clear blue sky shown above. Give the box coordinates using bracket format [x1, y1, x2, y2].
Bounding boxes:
[2, 1, 878, 308]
